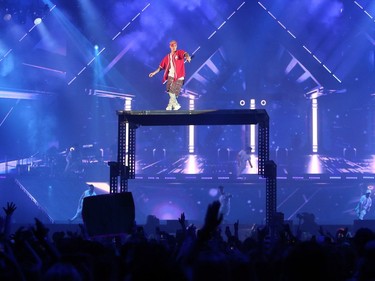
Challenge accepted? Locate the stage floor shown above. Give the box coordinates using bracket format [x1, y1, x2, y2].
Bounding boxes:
[132, 152, 375, 182]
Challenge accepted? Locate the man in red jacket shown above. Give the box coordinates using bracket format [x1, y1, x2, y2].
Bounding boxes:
[149, 40, 191, 110]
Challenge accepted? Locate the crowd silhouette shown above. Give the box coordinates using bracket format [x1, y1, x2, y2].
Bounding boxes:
[1, 200, 375, 281]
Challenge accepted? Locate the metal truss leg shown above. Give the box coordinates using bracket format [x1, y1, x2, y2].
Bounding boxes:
[265, 160, 277, 226]
[258, 123, 269, 176]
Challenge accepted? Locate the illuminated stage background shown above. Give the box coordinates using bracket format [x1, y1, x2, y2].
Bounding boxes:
[1, 0, 375, 227]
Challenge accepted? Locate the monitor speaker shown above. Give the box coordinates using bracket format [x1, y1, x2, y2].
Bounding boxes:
[82, 192, 135, 237]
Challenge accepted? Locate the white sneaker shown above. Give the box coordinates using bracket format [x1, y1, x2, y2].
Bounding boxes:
[166, 106, 172, 110]
[174, 104, 181, 110]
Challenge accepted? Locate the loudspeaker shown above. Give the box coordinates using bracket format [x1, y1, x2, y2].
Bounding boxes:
[82, 192, 135, 237]
[264, 160, 277, 178]
[353, 220, 375, 232]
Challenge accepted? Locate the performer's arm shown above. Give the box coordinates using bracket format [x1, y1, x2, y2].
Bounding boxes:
[149, 66, 162, 77]
[78, 193, 85, 208]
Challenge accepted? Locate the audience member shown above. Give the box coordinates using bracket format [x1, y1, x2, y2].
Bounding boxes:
[2, 200, 375, 281]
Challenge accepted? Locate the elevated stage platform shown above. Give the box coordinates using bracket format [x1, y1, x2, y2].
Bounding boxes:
[117, 109, 269, 126]
[113, 109, 271, 190]
[113, 109, 277, 227]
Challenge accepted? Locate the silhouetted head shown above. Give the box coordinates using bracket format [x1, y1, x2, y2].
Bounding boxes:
[366, 190, 371, 197]
[245, 146, 252, 154]
[88, 184, 95, 193]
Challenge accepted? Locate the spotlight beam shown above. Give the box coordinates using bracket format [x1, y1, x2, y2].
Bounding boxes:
[0, 5, 55, 64]
[68, 3, 151, 85]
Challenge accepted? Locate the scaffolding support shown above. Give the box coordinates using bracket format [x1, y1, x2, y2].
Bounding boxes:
[110, 109, 276, 228]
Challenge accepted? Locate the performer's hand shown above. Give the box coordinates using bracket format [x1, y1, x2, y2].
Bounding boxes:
[186, 56, 191, 63]
[149, 72, 155, 78]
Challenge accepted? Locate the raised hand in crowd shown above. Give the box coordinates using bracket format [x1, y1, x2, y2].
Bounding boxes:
[224, 220, 240, 241]
[234, 219, 239, 240]
[186, 223, 197, 239]
[198, 200, 223, 241]
[3, 201, 17, 216]
[1, 201, 17, 238]
[8, 226, 43, 280]
[32, 218, 49, 241]
[178, 212, 187, 231]
[225, 225, 232, 240]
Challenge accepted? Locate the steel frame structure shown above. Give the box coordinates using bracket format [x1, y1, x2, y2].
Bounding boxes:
[110, 109, 277, 225]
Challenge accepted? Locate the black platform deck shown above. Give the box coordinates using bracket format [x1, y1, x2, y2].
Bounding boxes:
[117, 109, 269, 126]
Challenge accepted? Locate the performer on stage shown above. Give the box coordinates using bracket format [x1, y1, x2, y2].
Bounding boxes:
[355, 189, 372, 220]
[69, 184, 97, 222]
[149, 40, 191, 110]
[236, 146, 253, 176]
[218, 185, 232, 219]
[64, 145, 83, 175]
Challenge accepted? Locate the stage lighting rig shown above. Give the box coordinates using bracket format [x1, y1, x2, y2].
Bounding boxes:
[304, 87, 347, 99]
[1, 1, 49, 25]
[33, 17, 42, 25]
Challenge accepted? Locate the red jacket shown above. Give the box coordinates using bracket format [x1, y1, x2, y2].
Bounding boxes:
[159, 50, 187, 83]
